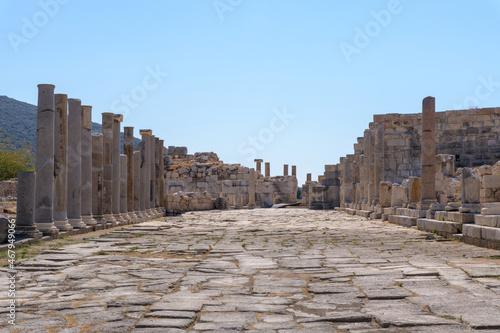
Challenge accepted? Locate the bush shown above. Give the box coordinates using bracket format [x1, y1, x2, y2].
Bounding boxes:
[0, 137, 34, 180]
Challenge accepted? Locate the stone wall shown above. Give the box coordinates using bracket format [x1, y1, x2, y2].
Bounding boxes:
[0, 180, 17, 198]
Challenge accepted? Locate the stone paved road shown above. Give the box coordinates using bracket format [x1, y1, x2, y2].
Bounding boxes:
[2, 208, 500, 332]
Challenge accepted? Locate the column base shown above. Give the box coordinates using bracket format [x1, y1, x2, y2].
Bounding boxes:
[102, 214, 117, 227]
[53, 219, 73, 231]
[120, 213, 131, 225]
[15, 226, 43, 239]
[34, 221, 60, 236]
[92, 215, 105, 229]
[114, 213, 126, 225]
[81, 215, 97, 227]
[128, 212, 138, 224]
[68, 218, 87, 229]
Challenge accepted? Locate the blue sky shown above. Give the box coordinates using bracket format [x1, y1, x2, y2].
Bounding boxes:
[1, 0, 500, 185]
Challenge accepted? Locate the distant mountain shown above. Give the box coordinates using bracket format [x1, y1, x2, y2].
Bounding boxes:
[0, 96, 141, 155]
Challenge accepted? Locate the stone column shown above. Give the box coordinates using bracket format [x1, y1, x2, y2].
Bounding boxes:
[80, 105, 96, 227]
[362, 130, 370, 206]
[124, 127, 137, 223]
[265, 162, 270, 177]
[15, 171, 42, 239]
[67, 98, 86, 229]
[307, 173, 312, 182]
[292, 165, 296, 177]
[419, 96, 437, 208]
[140, 130, 153, 217]
[150, 135, 157, 215]
[133, 151, 142, 220]
[283, 164, 289, 176]
[53, 94, 72, 231]
[159, 140, 165, 214]
[248, 168, 256, 208]
[101, 113, 117, 226]
[137, 140, 148, 220]
[373, 123, 384, 205]
[120, 154, 130, 224]
[154, 136, 161, 214]
[254, 159, 263, 174]
[92, 133, 104, 228]
[34, 84, 59, 235]
[112, 114, 124, 223]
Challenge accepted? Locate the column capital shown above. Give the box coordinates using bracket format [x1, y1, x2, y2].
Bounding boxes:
[140, 129, 152, 136]
[113, 114, 124, 122]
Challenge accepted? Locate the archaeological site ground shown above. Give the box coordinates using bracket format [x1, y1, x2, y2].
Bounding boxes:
[1, 84, 500, 333]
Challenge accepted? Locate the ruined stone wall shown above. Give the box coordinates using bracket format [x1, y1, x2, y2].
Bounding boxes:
[368, 108, 500, 185]
[0, 180, 17, 198]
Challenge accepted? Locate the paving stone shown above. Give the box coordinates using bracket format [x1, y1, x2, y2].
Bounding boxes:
[135, 318, 194, 328]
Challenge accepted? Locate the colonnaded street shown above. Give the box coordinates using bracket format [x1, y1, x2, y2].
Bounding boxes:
[2, 208, 500, 333]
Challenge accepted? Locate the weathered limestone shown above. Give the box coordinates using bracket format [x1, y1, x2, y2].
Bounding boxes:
[159, 139, 165, 214]
[283, 164, 289, 176]
[137, 140, 148, 220]
[292, 165, 296, 177]
[254, 159, 263, 174]
[309, 185, 327, 209]
[248, 169, 256, 208]
[265, 162, 270, 177]
[391, 184, 407, 207]
[150, 135, 158, 215]
[307, 173, 312, 182]
[373, 123, 384, 205]
[154, 136, 162, 215]
[53, 94, 72, 231]
[91, 133, 104, 228]
[101, 113, 117, 226]
[140, 130, 153, 217]
[436, 154, 455, 177]
[80, 105, 96, 227]
[15, 171, 42, 239]
[459, 168, 481, 213]
[419, 96, 437, 208]
[34, 84, 59, 235]
[408, 177, 421, 209]
[120, 154, 130, 224]
[379, 182, 392, 207]
[112, 114, 124, 224]
[133, 151, 142, 220]
[67, 98, 86, 229]
[124, 127, 137, 223]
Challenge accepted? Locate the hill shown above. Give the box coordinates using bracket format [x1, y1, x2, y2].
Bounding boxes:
[0, 95, 141, 155]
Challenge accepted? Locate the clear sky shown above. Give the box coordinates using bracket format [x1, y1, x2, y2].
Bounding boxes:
[2, 0, 500, 185]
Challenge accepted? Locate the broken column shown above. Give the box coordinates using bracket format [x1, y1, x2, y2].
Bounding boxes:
[124, 127, 137, 223]
[149, 134, 157, 215]
[34, 84, 59, 235]
[283, 164, 289, 176]
[419, 96, 437, 209]
[101, 113, 117, 226]
[309, 185, 327, 210]
[80, 105, 96, 227]
[15, 171, 42, 239]
[91, 133, 104, 228]
[265, 162, 270, 177]
[53, 94, 72, 231]
[254, 159, 263, 174]
[112, 114, 124, 223]
[379, 182, 392, 207]
[67, 98, 86, 229]
[459, 168, 481, 213]
[155, 136, 161, 215]
[248, 168, 256, 208]
[137, 140, 148, 220]
[120, 154, 130, 224]
[408, 177, 421, 209]
[307, 173, 312, 182]
[292, 165, 296, 177]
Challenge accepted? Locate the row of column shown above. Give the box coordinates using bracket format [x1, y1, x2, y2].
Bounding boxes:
[16, 84, 166, 237]
[253, 159, 297, 177]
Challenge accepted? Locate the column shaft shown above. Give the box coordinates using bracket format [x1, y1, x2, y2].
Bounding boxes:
[81, 105, 96, 226]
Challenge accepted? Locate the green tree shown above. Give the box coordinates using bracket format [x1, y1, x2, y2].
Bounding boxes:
[0, 137, 34, 180]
